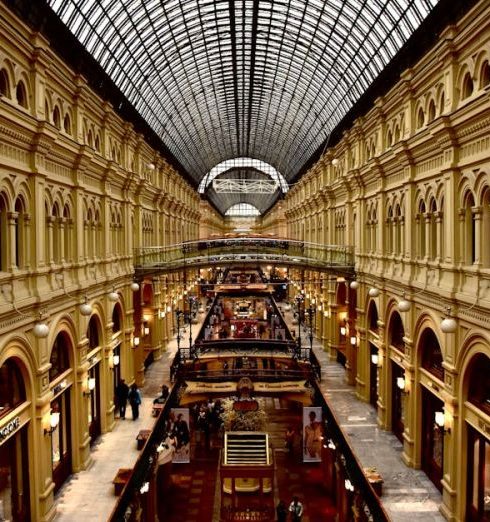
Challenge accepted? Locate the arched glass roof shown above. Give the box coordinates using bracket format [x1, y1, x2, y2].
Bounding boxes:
[47, 0, 440, 210]
[225, 203, 261, 217]
[198, 157, 288, 193]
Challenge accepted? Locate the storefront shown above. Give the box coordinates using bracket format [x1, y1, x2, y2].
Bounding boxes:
[0, 359, 31, 520]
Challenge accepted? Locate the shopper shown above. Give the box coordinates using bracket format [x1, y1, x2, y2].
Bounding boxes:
[289, 496, 304, 521]
[128, 383, 142, 420]
[276, 499, 288, 522]
[115, 378, 129, 419]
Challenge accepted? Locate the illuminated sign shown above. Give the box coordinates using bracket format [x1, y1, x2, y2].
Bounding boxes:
[0, 417, 21, 441]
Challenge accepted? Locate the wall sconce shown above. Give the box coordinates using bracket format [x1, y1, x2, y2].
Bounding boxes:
[324, 310, 329, 318]
[108, 289, 119, 302]
[368, 287, 380, 298]
[396, 376, 408, 393]
[331, 158, 340, 166]
[350, 336, 357, 346]
[130, 281, 140, 292]
[144, 326, 150, 336]
[317, 304, 322, 311]
[83, 377, 96, 396]
[44, 410, 60, 435]
[349, 280, 359, 290]
[340, 326, 346, 336]
[113, 355, 120, 367]
[158, 309, 166, 319]
[166, 305, 172, 313]
[435, 410, 451, 434]
[133, 336, 140, 347]
[33, 316, 50, 339]
[371, 354, 379, 365]
[146, 162, 155, 171]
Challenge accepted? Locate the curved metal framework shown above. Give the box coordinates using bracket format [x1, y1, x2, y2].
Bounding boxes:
[48, 0, 438, 209]
[225, 203, 261, 216]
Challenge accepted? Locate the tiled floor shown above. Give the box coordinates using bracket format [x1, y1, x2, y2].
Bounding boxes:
[54, 304, 445, 522]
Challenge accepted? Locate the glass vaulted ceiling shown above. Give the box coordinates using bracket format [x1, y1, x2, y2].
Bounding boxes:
[48, 0, 439, 213]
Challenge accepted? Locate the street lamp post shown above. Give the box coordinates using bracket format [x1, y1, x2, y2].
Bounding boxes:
[306, 304, 315, 361]
[295, 294, 304, 358]
[175, 309, 184, 362]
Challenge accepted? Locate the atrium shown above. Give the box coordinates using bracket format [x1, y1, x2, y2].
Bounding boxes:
[0, 0, 489, 521]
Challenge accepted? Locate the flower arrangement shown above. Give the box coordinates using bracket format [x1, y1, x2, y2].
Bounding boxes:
[221, 397, 268, 431]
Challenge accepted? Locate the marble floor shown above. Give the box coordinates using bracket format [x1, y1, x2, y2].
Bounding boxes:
[54, 303, 445, 521]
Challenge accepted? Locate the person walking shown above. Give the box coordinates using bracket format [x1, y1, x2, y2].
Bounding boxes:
[128, 383, 142, 420]
[289, 496, 304, 521]
[276, 499, 288, 522]
[115, 378, 129, 419]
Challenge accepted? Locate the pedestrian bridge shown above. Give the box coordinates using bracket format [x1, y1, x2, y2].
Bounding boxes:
[133, 237, 354, 276]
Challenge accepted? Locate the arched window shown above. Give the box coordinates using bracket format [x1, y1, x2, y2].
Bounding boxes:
[417, 107, 424, 129]
[439, 91, 445, 114]
[420, 329, 444, 381]
[367, 301, 379, 333]
[467, 353, 490, 416]
[462, 72, 474, 99]
[0, 69, 10, 97]
[480, 61, 490, 89]
[94, 134, 100, 152]
[112, 304, 122, 333]
[394, 125, 400, 143]
[87, 316, 100, 349]
[429, 198, 437, 260]
[428, 99, 436, 122]
[87, 129, 94, 148]
[482, 188, 490, 268]
[14, 197, 26, 269]
[0, 359, 25, 417]
[49, 333, 70, 381]
[63, 114, 72, 134]
[53, 106, 61, 129]
[388, 312, 405, 353]
[16, 80, 28, 108]
[418, 200, 426, 258]
[463, 192, 476, 265]
[386, 130, 392, 148]
[0, 193, 8, 271]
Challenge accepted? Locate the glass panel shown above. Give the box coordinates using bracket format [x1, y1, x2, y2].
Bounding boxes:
[485, 440, 490, 515]
[47, 0, 439, 209]
[473, 438, 479, 509]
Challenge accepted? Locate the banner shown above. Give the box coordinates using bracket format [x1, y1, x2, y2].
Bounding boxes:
[171, 408, 191, 463]
[303, 406, 322, 462]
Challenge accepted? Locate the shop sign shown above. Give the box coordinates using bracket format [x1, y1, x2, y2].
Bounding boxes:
[0, 416, 20, 441]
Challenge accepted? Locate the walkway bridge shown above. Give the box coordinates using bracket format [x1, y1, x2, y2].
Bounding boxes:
[134, 238, 355, 276]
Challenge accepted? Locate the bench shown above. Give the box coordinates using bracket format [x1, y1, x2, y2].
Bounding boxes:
[364, 467, 383, 496]
[152, 403, 164, 417]
[136, 429, 152, 450]
[112, 468, 132, 496]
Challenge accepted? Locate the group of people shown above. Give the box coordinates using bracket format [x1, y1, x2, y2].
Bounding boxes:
[114, 379, 142, 420]
[115, 380, 170, 421]
[276, 497, 304, 521]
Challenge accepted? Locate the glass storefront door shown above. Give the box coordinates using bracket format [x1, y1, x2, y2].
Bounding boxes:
[421, 387, 444, 491]
[0, 427, 30, 521]
[467, 425, 490, 521]
[88, 365, 101, 444]
[51, 392, 72, 493]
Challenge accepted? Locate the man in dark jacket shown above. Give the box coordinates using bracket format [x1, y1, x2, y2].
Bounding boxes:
[115, 378, 129, 419]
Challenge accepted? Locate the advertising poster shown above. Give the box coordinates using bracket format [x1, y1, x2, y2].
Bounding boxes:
[171, 408, 191, 463]
[303, 406, 323, 463]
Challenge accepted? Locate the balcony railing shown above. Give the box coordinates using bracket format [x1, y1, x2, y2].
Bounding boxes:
[134, 238, 354, 274]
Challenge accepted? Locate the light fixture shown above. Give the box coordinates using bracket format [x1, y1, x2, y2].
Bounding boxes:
[368, 287, 380, 298]
[396, 376, 406, 392]
[371, 354, 379, 365]
[340, 326, 346, 336]
[144, 326, 150, 336]
[324, 310, 329, 318]
[434, 410, 451, 434]
[441, 307, 457, 333]
[350, 336, 357, 346]
[349, 280, 359, 290]
[33, 318, 50, 339]
[108, 289, 119, 302]
[44, 410, 60, 435]
[130, 281, 140, 292]
[113, 354, 120, 366]
[80, 297, 93, 316]
[327, 440, 336, 450]
[83, 377, 96, 396]
[167, 305, 172, 313]
[317, 304, 322, 311]
[158, 309, 166, 319]
[140, 481, 150, 494]
[146, 162, 156, 171]
[331, 158, 340, 166]
[398, 293, 411, 313]
[133, 336, 140, 347]
[344, 479, 354, 492]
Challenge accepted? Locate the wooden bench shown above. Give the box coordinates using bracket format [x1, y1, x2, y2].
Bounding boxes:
[112, 468, 132, 496]
[136, 429, 152, 450]
[152, 403, 164, 417]
[364, 467, 383, 496]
